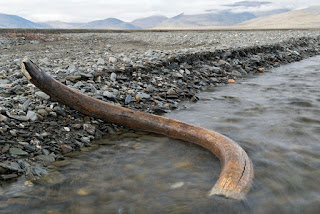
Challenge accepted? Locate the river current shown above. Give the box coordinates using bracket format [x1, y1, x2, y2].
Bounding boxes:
[1, 56, 320, 213]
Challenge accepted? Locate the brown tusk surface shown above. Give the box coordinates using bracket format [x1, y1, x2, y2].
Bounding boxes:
[21, 57, 253, 200]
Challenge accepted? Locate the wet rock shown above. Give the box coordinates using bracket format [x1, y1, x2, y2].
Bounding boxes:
[122, 132, 140, 138]
[35, 170, 66, 185]
[26, 165, 48, 180]
[228, 79, 235, 83]
[170, 182, 185, 189]
[1, 174, 18, 180]
[17, 160, 30, 169]
[231, 70, 242, 78]
[36, 155, 55, 166]
[61, 144, 73, 153]
[0, 161, 23, 172]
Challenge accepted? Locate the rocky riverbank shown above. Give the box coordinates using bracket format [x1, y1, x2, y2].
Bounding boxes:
[1, 30, 320, 182]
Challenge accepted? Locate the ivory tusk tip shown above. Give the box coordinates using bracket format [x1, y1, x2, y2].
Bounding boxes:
[21, 57, 32, 80]
[208, 187, 245, 200]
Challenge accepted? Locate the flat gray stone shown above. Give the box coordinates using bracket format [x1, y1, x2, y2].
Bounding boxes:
[27, 111, 38, 121]
[9, 148, 29, 157]
[35, 91, 50, 100]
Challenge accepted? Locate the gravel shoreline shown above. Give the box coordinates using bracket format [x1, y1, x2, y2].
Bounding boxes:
[1, 30, 320, 182]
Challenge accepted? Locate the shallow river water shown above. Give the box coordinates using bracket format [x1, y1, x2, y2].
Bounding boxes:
[1, 56, 320, 213]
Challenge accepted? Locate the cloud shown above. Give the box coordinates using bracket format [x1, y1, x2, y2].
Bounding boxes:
[0, 0, 319, 22]
[223, 1, 272, 8]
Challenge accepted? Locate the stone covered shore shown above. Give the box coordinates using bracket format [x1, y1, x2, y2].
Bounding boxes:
[1, 30, 320, 181]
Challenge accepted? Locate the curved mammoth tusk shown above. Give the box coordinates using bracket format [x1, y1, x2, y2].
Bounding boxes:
[21, 57, 253, 200]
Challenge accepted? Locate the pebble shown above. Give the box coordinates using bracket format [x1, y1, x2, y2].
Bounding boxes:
[110, 72, 117, 81]
[170, 182, 185, 189]
[0, 114, 8, 122]
[109, 57, 117, 63]
[64, 127, 71, 132]
[103, 91, 115, 99]
[61, 144, 73, 153]
[35, 91, 50, 100]
[97, 58, 105, 65]
[136, 93, 151, 100]
[0, 161, 22, 172]
[37, 109, 48, 117]
[83, 124, 96, 135]
[125, 94, 132, 105]
[9, 148, 29, 157]
[35, 170, 66, 185]
[27, 111, 38, 121]
[6, 111, 29, 122]
[36, 155, 55, 166]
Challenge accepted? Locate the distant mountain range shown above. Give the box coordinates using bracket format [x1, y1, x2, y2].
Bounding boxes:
[0, 6, 320, 30]
[130, 15, 168, 29]
[155, 12, 256, 29]
[0, 13, 48, 28]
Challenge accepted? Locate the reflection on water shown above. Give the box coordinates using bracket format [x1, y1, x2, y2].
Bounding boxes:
[1, 56, 320, 213]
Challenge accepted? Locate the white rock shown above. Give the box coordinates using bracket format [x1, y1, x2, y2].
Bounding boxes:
[108, 57, 117, 63]
[170, 182, 185, 189]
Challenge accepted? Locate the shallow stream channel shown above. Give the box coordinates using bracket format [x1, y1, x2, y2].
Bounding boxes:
[1, 56, 320, 213]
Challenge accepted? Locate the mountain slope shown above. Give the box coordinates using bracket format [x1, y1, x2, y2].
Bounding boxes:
[78, 18, 140, 30]
[130, 15, 168, 29]
[41, 21, 82, 29]
[154, 12, 256, 29]
[0, 13, 48, 28]
[237, 6, 320, 29]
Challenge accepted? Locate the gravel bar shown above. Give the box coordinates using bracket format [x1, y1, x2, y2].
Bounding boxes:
[1, 30, 320, 181]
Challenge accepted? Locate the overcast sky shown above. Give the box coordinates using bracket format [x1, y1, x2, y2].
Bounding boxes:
[1, 0, 319, 23]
